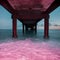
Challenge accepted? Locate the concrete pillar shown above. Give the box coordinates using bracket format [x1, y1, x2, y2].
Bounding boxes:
[22, 23, 24, 34]
[25, 25, 28, 32]
[44, 14, 49, 38]
[35, 24, 37, 34]
[12, 15, 17, 38]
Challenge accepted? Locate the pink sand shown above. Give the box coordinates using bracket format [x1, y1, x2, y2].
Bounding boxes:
[0, 39, 60, 60]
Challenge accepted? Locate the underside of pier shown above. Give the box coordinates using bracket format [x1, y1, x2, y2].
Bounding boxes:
[0, 0, 60, 38]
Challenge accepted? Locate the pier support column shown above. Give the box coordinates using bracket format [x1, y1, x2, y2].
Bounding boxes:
[35, 24, 37, 34]
[22, 23, 24, 34]
[25, 25, 28, 32]
[44, 14, 49, 38]
[12, 15, 17, 38]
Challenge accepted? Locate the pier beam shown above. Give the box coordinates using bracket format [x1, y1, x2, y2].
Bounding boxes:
[44, 14, 49, 38]
[12, 15, 17, 38]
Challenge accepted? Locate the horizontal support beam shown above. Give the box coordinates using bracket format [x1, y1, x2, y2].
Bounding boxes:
[0, 0, 15, 14]
[45, 0, 60, 14]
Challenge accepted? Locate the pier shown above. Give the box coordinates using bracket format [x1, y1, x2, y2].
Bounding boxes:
[0, 0, 60, 38]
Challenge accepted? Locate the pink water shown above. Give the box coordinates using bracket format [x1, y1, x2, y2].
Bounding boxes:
[0, 38, 60, 60]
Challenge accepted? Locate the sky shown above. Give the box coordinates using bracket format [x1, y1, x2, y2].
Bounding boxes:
[0, 5, 60, 29]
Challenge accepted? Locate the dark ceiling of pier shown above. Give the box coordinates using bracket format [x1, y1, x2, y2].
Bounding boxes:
[0, 0, 60, 20]
[8, 0, 54, 11]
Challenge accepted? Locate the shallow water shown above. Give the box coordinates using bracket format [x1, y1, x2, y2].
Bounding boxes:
[0, 29, 60, 42]
[0, 29, 60, 60]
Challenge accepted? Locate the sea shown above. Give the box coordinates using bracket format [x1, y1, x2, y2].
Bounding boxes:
[0, 29, 60, 43]
[0, 29, 60, 60]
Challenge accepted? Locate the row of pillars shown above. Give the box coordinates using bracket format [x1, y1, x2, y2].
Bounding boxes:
[22, 24, 37, 34]
[12, 14, 49, 38]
